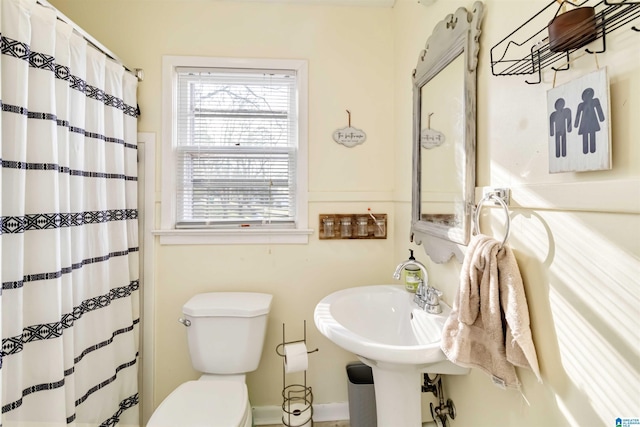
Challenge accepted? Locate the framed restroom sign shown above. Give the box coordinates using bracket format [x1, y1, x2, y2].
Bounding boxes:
[547, 68, 611, 173]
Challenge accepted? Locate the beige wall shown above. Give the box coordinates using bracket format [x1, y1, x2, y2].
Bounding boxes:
[50, 0, 639, 425]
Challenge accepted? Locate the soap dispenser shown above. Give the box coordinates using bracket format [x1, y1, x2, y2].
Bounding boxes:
[404, 249, 423, 293]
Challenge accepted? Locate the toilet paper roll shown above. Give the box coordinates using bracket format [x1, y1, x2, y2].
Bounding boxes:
[283, 342, 309, 373]
[282, 402, 311, 427]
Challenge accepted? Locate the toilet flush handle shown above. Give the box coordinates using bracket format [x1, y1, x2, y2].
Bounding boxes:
[178, 317, 191, 327]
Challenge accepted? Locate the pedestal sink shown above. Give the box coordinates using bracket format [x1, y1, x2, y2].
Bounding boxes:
[314, 285, 468, 427]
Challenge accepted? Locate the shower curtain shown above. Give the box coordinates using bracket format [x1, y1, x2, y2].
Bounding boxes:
[0, 0, 140, 425]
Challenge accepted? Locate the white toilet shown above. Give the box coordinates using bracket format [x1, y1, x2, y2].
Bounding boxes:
[147, 292, 273, 427]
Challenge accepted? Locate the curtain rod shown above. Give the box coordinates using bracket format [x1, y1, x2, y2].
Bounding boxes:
[37, 0, 144, 81]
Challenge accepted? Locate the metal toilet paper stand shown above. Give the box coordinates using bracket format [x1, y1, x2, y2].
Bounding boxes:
[276, 321, 319, 427]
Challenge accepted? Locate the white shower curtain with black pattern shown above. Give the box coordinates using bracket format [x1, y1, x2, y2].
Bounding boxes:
[0, 0, 140, 426]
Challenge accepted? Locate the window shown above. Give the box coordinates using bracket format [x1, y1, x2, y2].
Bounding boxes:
[160, 56, 310, 244]
[176, 68, 296, 227]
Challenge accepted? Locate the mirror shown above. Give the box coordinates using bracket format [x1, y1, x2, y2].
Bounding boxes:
[411, 2, 484, 263]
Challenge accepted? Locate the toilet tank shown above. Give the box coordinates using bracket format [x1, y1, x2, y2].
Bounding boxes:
[182, 292, 273, 374]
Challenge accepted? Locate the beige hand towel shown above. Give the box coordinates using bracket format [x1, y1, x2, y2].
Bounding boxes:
[441, 234, 541, 389]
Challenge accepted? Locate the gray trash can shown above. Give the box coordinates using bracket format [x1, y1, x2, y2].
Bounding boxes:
[346, 362, 377, 427]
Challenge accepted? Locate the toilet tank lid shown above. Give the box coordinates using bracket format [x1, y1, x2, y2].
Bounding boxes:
[183, 292, 273, 317]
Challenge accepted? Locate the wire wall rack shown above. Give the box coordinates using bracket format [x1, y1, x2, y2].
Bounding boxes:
[490, 0, 640, 84]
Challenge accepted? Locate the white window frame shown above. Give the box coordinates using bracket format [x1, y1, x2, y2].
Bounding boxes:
[157, 56, 311, 245]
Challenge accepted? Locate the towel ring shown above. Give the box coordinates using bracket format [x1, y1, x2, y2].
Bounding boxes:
[473, 193, 511, 246]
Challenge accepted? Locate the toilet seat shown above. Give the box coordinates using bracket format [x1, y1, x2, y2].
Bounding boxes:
[147, 380, 251, 427]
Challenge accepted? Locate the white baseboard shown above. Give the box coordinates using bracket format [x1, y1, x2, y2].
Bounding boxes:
[252, 402, 349, 425]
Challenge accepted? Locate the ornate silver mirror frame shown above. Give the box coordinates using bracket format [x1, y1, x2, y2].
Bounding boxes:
[410, 2, 484, 263]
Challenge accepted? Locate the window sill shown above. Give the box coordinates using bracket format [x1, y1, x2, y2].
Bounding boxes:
[152, 228, 314, 245]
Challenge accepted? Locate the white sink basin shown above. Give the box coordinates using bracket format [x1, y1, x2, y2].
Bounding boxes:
[314, 284, 468, 427]
[314, 284, 462, 370]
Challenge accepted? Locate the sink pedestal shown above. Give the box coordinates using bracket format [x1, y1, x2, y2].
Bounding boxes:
[359, 357, 468, 427]
[365, 362, 422, 427]
[364, 360, 423, 427]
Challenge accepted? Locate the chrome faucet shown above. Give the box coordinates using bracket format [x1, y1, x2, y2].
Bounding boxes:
[393, 258, 442, 314]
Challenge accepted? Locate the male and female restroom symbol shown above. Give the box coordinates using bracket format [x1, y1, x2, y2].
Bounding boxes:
[549, 87, 605, 158]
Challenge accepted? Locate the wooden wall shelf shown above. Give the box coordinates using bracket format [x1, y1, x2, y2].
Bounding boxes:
[319, 213, 387, 240]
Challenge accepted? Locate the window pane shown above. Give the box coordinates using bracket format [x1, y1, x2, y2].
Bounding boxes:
[175, 68, 297, 227]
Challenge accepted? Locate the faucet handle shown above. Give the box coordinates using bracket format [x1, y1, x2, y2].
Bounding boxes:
[424, 288, 443, 314]
[413, 279, 427, 308]
[425, 286, 442, 307]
